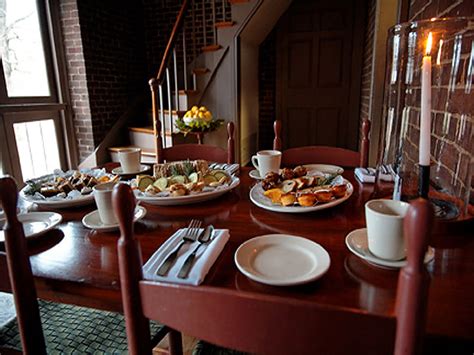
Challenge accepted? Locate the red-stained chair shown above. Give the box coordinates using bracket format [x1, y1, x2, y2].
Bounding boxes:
[272, 119, 371, 168]
[0, 176, 169, 354]
[113, 180, 433, 355]
[156, 120, 235, 164]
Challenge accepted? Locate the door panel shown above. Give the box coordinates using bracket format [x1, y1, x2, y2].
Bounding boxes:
[276, 0, 366, 150]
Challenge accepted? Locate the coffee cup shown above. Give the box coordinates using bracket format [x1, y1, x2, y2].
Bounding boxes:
[118, 147, 141, 174]
[365, 199, 410, 260]
[251, 150, 281, 178]
[93, 182, 118, 225]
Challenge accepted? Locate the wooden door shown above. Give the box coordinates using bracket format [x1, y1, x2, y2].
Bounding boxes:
[276, 0, 366, 150]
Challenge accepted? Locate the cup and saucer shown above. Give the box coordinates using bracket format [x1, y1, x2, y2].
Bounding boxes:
[82, 206, 146, 232]
[345, 228, 434, 269]
[249, 150, 282, 180]
[111, 165, 150, 176]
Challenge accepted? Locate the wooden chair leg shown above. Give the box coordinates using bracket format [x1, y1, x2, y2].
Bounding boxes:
[168, 330, 183, 355]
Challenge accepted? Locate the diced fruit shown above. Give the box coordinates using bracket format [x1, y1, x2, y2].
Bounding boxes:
[153, 177, 168, 191]
[188, 172, 199, 183]
[137, 175, 155, 192]
[203, 174, 218, 185]
[170, 175, 186, 185]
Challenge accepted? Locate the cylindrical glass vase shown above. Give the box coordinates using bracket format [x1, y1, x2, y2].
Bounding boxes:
[376, 17, 474, 220]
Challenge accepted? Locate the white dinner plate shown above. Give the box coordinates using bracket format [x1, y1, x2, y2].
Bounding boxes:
[249, 179, 353, 213]
[234, 234, 330, 286]
[111, 165, 151, 176]
[345, 228, 435, 269]
[136, 176, 240, 206]
[82, 206, 147, 232]
[0, 212, 63, 243]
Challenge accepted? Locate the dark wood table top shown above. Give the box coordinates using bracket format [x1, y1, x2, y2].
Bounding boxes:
[9, 167, 474, 342]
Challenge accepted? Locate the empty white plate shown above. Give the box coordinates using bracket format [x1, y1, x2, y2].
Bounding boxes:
[345, 228, 435, 269]
[111, 165, 151, 176]
[82, 205, 147, 232]
[0, 212, 63, 242]
[234, 234, 331, 286]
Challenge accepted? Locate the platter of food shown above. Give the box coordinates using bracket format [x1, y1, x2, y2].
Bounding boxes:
[249, 166, 352, 213]
[132, 160, 240, 206]
[20, 169, 117, 208]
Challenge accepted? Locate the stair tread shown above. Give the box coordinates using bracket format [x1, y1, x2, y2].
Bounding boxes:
[215, 21, 235, 28]
[202, 44, 222, 52]
[192, 67, 210, 75]
[178, 89, 199, 95]
[128, 126, 178, 136]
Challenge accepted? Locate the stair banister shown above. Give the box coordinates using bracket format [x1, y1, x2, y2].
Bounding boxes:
[149, 0, 189, 162]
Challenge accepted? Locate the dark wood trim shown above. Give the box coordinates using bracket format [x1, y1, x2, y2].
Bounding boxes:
[397, 0, 410, 23]
[0, 103, 67, 113]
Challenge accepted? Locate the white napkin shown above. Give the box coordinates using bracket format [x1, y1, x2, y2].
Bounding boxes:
[354, 167, 394, 184]
[142, 228, 229, 286]
[225, 164, 240, 176]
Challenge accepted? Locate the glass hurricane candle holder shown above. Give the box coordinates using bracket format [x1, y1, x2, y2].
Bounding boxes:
[376, 17, 474, 220]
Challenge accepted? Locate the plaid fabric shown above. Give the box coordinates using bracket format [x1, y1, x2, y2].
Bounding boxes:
[0, 299, 163, 354]
[193, 341, 248, 355]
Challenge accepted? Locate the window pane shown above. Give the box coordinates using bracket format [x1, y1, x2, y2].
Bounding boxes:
[14, 119, 61, 180]
[0, 0, 51, 97]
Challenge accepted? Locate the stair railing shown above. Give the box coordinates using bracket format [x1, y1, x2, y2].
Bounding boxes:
[149, 0, 189, 163]
[149, 0, 229, 163]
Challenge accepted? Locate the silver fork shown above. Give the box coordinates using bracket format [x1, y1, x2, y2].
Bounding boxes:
[156, 219, 202, 276]
[177, 225, 214, 279]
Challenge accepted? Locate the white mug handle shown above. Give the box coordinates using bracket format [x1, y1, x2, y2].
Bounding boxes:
[251, 155, 259, 170]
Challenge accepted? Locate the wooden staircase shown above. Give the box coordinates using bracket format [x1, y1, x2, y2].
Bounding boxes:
[109, 0, 254, 164]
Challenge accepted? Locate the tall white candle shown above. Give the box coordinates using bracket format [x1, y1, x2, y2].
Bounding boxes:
[420, 32, 432, 166]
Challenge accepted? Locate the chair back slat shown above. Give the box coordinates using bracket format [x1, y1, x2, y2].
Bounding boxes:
[0, 176, 47, 354]
[394, 198, 433, 355]
[113, 183, 152, 355]
[227, 122, 235, 164]
[272, 119, 370, 168]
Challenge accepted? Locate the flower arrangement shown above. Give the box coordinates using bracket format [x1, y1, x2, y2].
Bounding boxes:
[175, 106, 224, 134]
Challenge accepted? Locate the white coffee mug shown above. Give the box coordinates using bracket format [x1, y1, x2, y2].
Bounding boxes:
[93, 182, 118, 225]
[251, 150, 281, 178]
[118, 147, 141, 173]
[365, 199, 410, 260]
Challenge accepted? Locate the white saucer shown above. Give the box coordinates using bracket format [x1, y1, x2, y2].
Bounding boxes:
[0, 212, 62, 242]
[249, 169, 263, 180]
[111, 165, 151, 176]
[345, 228, 435, 269]
[82, 206, 147, 232]
[234, 234, 330, 286]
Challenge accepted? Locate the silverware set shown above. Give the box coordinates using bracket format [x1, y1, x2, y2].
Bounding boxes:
[156, 219, 214, 278]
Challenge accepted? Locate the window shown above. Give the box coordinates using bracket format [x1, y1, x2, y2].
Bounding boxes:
[0, 0, 73, 183]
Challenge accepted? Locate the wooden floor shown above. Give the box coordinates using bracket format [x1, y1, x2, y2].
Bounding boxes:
[154, 334, 198, 355]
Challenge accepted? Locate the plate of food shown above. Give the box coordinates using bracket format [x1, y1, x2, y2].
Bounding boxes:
[132, 160, 240, 206]
[20, 169, 117, 208]
[249, 166, 353, 213]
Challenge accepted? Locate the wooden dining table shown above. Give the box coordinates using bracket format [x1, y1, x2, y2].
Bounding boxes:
[4, 166, 474, 351]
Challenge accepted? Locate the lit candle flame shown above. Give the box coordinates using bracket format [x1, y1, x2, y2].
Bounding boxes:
[425, 32, 433, 56]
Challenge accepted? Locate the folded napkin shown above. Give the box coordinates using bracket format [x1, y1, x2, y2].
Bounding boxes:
[354, 167, 394, 184]
[142, 228, 230, 286]
[224, 164, 240, 176]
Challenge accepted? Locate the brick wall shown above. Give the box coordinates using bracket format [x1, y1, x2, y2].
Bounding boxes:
[59, 0, 94, 162]
[398, 0, 474, 213]
[77, 0, 147, 145]
[359, 0, 376, 125]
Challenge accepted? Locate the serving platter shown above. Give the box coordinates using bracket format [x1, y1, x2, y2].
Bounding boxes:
[249, 179, 353, 213]
[19, 169, 114, 208]
[135, 176, 240, 206]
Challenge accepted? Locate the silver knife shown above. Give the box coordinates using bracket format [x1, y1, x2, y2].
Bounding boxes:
[177, 225, 214, 279]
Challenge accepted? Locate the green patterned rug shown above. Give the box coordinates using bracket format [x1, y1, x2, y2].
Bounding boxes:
[0, 299, 162, 354]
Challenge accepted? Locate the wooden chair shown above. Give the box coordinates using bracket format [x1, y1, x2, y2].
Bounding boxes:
[156, 120, 235, 164]
[272, 119, 371, 167]
[0, 176, 169, 354]
[114, 180, 433, 355]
